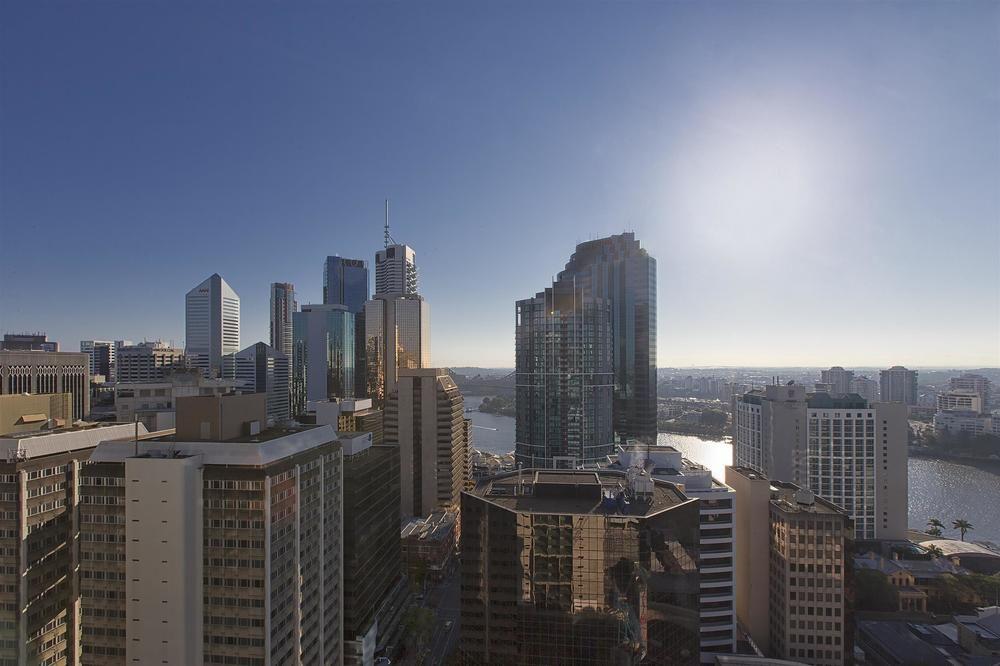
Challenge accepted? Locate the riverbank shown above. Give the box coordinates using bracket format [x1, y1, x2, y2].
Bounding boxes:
[908, 447, 1000, 474]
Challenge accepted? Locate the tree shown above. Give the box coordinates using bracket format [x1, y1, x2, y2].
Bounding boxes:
[402, 606, 435, 658]
[925, 544, 944, 558]
[953, 519, 974, 541]
[927, 518, 945, 531]
[854, 569, 899, 612]
[926, 527, 942, 537]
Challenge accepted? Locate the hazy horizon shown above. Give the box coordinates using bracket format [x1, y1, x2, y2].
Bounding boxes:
[2, 2, 997, 368]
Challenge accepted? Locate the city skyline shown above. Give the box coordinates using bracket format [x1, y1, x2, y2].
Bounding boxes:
[2, 2, 998, 368]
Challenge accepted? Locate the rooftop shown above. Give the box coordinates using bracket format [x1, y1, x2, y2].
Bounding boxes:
[0, 422, 148, 460]
[468, 468, 692, 517]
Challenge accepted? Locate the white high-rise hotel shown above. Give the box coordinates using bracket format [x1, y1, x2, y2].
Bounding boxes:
[185, 273, 240, 377]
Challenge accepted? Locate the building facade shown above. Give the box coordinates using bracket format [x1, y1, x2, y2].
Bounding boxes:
[81, 395, 344, 666]
[324, 256, 369, 312]
[313, 398, 384, 445]
[292, 304, 356, 415]
[269, 282, 296, 360]
[613, 445, 737, 662]
[374, 244, 417, 296]
[0, 422, 146, 666]
[936, 390, 984, 414]
[949, 373, 992, 410]
[115, 342, 186, 382]
[223, 341, 291, 424]
[556, 233, 657, 445]
[515, 279, 614, 469]
[460, 469, 701, 665]
[850, 376, 879, 403]
[820, 367, 854, 395]
[733, 385, 907, 541]
[185, 273, 240, 378]
[80, 340, 114, 379]
[879, 366, 918, 406]
[385, 368, 466, 518]
[114, 371, 235, 431]
[362, 294, 430, 408]
[0, 350, 90, 420]
[0, 333, 59, 352]
[727, 468, 853, 666]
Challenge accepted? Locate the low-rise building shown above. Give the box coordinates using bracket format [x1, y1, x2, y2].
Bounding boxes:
[400, 510, 457, 581]
[0, 350, 90, 420]
[312, 397, 384, 445]
[933, 409, 1000, 437]
[0, 392, 72, 435]
[114, 371, 235, 431]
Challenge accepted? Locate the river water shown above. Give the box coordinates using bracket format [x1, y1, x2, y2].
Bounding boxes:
[463, 396, 1000, 544]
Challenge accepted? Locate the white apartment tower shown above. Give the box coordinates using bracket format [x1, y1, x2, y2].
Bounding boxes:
[185, 273, 240, 378]
[733, 384, 907, 540]
[374, 244, 417, 295]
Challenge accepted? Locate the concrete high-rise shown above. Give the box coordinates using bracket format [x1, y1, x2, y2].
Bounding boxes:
[733, 384, 907, 540]
[374, 244, 417, 296]
[269, 282, 296, 360]
[820, 367, 855, 395]
[879, 365, 918, 406]
[185, 273, 240, 378]
[362, 294, 430, 408]
[222, 341, 291, 423]
[726, 468, 853, 666]
[0, 350, 90, 420]
[80, 339, 115, 378]
[0, 332, 59, 351]
[850, 375, 879, 403]
[292, 304, 357, 415]
[324, 256, 369, 311]
[82, 393, 344, 666]
[115, 341, 185, 382]
[0, 422, 146, 666]
[460, 469, 701, 665]
[515, 278, 613, 468]
[557, 232, 657, 444]
[949, 373, 992, 409]
[385, 368, 466, 518]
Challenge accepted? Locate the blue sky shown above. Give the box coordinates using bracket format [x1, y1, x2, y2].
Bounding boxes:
[1, 1, 997, 368]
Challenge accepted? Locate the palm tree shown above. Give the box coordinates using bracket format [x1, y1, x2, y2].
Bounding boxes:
[925, 544, 944, 558]
[927, 527, 942, 537]
[928, 518, 945, 532]
[952, 519, 974, 541]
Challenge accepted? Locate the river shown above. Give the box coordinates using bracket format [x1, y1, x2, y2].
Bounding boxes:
[463, 396, 1000, 544]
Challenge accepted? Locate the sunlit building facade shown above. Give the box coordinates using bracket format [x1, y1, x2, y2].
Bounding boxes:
[515, 279, 614, 468]
[460, 469, 701, 665]
[374, 244, 417, 296]
[185, 273, 240, 378]
[292, 304, 356, 415]
[0, 350, 90, 420]
[362, 294, 430, 408]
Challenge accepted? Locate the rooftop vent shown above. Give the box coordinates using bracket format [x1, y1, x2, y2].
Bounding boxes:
[793, 488, 815, 506]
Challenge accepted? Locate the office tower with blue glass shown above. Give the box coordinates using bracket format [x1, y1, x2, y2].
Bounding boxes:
[324, 256, 369, 312]
[292, 303, 356, 415]
[515, 278, 614, 468]
[557, 232, 657, 445]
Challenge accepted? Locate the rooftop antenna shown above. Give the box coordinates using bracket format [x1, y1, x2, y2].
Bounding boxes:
[384, 199, 390, 249]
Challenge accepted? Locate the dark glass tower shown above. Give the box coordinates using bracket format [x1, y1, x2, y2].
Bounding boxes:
[557, 233, 657, 445]
[515, 279, 614, 468]
[324, 256, 370, 312]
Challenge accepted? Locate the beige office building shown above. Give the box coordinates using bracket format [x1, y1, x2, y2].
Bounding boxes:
[726, 467, 852, 666]
[0, 392, 72, 435]
[115, 342, 185, 382]
[385, 368, 466, 518]
[1, 350, 90, 421]
[0, 421, 145, 666]
[362, 294, 430, 408]
[81, 393, 344, 666]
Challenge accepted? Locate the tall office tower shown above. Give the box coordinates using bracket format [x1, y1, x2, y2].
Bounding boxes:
[556, 232, 657, 444]
[949, 373, 992, 409]
[850, 375, 879, 403]
[515, 278, 614, 469]
[879, 365, 918, 406]
[460, 469, 701, 665]
[115, 341, 186, 382]
[80, 340, 114, 378]
[269, 282, 296, 359]
[222, 341, 291, 423]
[82, 393, 344, 666]
[0, 422, 145, 666]
[613, 445, 737, 663]
[374, 244, 417, 296]
[385, 368, 466, 518]
[0, 350, 90, 420]
[362, 294, 430, 408]
[0, 332, 59, 351]
[820, 367, 855, 395]
[733, 384, 908, 540]
[291, 304, 356, 415]
[341, 431, 405, 665]
[726, 468, 853, 666]
[185, 273, 240, 378]
[324, 256, 370, 310]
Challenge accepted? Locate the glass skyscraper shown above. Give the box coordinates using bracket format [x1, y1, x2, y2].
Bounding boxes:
[515, 278, 614, 468]
[324, 256, 369, 312]
[291, 304, 356, 415]
[557, 232, 657, 444]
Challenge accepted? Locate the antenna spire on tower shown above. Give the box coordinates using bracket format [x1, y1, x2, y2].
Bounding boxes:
[384, 199, 390, 249]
